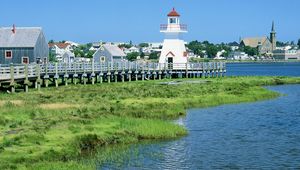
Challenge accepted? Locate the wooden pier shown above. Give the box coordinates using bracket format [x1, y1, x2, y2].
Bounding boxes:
[0, 61, 226, 93]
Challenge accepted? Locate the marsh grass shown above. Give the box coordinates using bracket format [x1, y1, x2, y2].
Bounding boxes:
[0, 76, 300, 169]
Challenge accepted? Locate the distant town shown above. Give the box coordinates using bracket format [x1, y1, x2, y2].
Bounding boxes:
[47, 21, 300, 64]
[1, 10, 300, 66]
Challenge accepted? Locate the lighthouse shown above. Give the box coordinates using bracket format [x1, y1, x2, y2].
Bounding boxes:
[159, 8, 188, 69]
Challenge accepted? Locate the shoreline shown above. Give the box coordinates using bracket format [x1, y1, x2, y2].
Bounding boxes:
[0, 77, 300, 169]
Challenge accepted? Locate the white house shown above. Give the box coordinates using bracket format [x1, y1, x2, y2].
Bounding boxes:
[62, 51, 75, 63]
[148, 42, 163, 49]
[216, 50, 226, 57]
[49, 43, 73, 61]
[65, 41, 80, 47]
[228, 51, 251, 60]
[124, 46, 139, 54]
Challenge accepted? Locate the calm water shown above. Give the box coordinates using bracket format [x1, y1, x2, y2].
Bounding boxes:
[100, 85, 300, 169]
[227, 62, 300, 76]
[99, 63, 300, 169]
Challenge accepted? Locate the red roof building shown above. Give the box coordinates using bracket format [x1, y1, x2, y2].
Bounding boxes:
[167, 8, 180, 17]
[48, 43, 71, 49]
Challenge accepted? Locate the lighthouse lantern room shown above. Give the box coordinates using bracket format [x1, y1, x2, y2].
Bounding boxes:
[159, 8, 188, 69]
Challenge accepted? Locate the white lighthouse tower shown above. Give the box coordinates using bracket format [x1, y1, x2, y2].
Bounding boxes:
[159, 8, 188, 69]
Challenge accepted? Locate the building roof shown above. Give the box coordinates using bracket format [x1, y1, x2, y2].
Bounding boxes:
[62, 51, 75, 57]
[49, 43, 71, 49]
[241, 37, 269, 48]
[103, 44, 126, 57]
[0, 27, 42, 47]
[168, 8, 180, 17]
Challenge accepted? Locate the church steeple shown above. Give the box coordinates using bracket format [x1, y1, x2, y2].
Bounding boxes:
[271, 21, 275, 32]
[270, 21, 276, 51]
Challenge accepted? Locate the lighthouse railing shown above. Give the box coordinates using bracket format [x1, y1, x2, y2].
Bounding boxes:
[160, 24, 187, 31]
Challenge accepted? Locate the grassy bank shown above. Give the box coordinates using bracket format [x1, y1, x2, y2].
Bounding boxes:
[0, 76, 300, 169]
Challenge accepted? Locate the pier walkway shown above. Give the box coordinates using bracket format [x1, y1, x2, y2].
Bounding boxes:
[0, 62, 226, 93]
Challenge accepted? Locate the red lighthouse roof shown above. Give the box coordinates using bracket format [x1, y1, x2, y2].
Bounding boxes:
[168, 8, 180, 17]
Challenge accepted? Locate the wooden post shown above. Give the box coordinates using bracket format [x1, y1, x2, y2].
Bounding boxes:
[107, 73, 111, 83]
[91, 60, 95, 85]
[121, 73, 125, 82]
[63, 63, 69, 86]
[185, 63, 188, 78]
[10, 64, 15, 93]
[158, 63, 162, 80]
[54, 63, 59, 87]
[99, 62, 103, 84]
[107, 62, 111, 83]
[72, 62, 77, 85]
[128, 62, 132, 82]
[91, 75, 95, 85]
[36, 64, 41, 91]
[128, 70, 132, 82]
[24, 64, 30, 92]
[99, 73, 103, 84]
[121, 62, 125, 83]
[135, 62, 138, 81]
[115, 72, 118, 83]
[142, 64, 145, 81]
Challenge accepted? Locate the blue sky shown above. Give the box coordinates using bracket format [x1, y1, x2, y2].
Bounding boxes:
[1, 0, 300, 44]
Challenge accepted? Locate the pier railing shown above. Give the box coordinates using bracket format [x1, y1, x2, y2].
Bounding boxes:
[0, 61, 226, 81]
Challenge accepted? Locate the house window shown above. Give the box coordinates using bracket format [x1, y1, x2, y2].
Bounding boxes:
[22, 57, 29, 64]
[5, 50, 12, 59]
[100, 56, 105, 62]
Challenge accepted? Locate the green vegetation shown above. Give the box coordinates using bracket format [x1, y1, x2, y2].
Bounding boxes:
[238, 45, 259, 56]
[149, 51, 160, 60]
[138, 43, 149, 48]
[0, 77, 300, 169]
[126, 52, 139, 61]
[187, 40, 232, 58]
[73, 43, 94, 58]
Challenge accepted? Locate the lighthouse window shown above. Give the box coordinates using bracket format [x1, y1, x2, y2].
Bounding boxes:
[169, 18, 177, 24]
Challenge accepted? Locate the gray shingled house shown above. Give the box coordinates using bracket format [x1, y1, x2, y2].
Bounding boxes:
[0, 26, 49, 64]
[93, 44, 126, 64]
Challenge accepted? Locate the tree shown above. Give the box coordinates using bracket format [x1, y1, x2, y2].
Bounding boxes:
[49, 52, 56, 62]
[74, 48, 84, 57]
[140, 52, 145, 59]
[126, 52, 139, 61]
[297, 39, 300, 47]
[291, 41, 295, 46]
[187, 40, 232, 58]
[239, 46, 258, 56]
[118, 44, 132, 49]
[86, 50, 96, 58]
[48, 40, 55, 44]
[277, 41, 286, 47]
[139, 43, 149, 48]
[149, 52, 160, 60]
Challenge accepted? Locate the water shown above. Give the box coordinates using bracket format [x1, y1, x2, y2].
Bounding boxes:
[100, 85, 300, 169]
[99, 63, 300, 169]
[226, 62, 300, 76]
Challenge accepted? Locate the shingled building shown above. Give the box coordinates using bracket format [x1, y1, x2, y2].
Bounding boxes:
[0, 25, 49, 64]
[240, 22, 277, 55]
